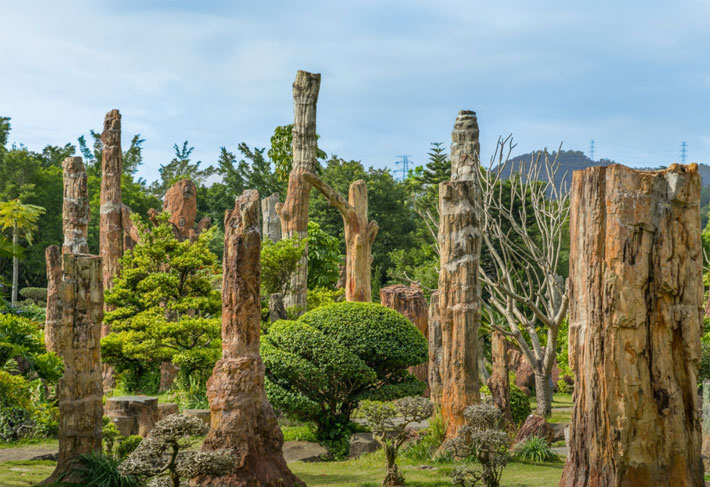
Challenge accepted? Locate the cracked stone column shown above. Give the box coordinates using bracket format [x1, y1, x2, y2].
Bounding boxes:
[61, 156, 89, 255]
[560, 163, 704, 487]
[195, 190, 303, 487]
[438, 110, 482, 438]
[262, 192, 282, 243]
[43, 253, 103, 484]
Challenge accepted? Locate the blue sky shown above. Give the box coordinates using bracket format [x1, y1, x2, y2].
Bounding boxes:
[1, 0, 709, 183]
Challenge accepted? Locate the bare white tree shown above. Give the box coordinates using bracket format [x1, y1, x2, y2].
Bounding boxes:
[476, 137, 570, 417]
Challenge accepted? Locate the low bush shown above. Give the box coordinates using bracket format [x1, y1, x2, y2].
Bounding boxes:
[510, 385, 531, 425]
[68, 450, 141, 487]
[513, 435, 558, 463]
[263, 302, 428, 459]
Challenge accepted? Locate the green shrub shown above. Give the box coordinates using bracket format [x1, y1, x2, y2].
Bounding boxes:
[404, 406, 450, 463]
[514, 435, 558, 463]
[281, 424, 318, 443]
[699, 341, 710, 384]
[115, 435, 142, 460]
[262, 302, 428, 458]
[556, 378, 573, 394]
[68, 450, 141, 487]
[306, 221, 342, 289]
[0, 407, 34, 442]
[510, 385, 531, 425]
[19, 287, 47, 302]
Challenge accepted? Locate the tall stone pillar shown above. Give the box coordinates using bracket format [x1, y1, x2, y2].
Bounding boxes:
[278, 70, 321, 312]
[43, 254, 103, 484]
[261, 192, 282, 243]
[438, 110, 482, 438]
[380, 284, 429, 390]
[61, 156, 89, 255]
[195, 190, 303, 487]
[428, 291, 442, 404]
[44, 246, 62, 353]
[560, 163, 704, 487]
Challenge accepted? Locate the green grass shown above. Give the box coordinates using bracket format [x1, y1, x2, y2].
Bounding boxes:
[290, 450, 563, 487]
[282, 424, 318, 443]
[0, 460, 54, 486]
[0, 438, 57, 450]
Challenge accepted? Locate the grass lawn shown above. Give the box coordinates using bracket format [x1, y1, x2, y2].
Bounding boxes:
[0, 439, 57, 450]
[0, 460, 55, 486]
[0, 453, 563, 487]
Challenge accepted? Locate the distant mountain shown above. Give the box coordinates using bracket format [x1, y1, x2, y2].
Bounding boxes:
[500, 149, 710, 189]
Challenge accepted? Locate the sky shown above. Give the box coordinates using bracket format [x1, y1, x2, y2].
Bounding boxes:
[1, 0, 709, 183]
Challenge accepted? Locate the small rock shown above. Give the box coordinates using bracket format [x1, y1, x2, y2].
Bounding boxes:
[183, 409, 211, 426]
[348, 432, 380, 459]
[158, 402, 179, 420]
[30, 453, 58, 461]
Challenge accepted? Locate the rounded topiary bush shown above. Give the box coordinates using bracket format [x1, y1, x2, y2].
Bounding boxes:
[510, 384, 531, 425]
[262, 301, 428, 458]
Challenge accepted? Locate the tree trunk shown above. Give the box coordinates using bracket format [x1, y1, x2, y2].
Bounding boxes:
[438, 110, 482, 439]
[533, 371, 552, 418]
[303, 173, 378, 302]
[261, 192, 282, 243]
[194, 189, 303, 487]
[487, 331, 512, 425]
[428, 291, 443, 404]
[278, 70, 321, 312]
[43, 254, 103, 484]
[162, 179, 198, 241]
[44, 246, 62, 353]
[11, 224, 18, 305]
[61, 156, 89, 255]
[100, 109, 123, 390]
[380, 284, 429, 393]
[560, 163, 704, 487]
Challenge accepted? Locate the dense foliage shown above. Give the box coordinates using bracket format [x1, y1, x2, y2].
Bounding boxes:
[101, 214, 221, 394]
[262, 302, 428, 458]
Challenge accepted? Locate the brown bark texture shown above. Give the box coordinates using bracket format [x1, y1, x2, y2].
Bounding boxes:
[44, 254, 104, 484]
[61, 156, 89, 255]
[195, 190, 302, 487]
[99, 109, 123, 389]
[278, 70, 320, 312]
[438, 110, 482, 438]
[304, 172, 378, 302]
[560, 163, 704, 487]
[428, 291, 443, 404]
[487, 331, 512, 424]
[261, 192, 282, 243]
[44, 246, 62, 353]
[380, 284, 429, 391]
[163, 179, 200, 241]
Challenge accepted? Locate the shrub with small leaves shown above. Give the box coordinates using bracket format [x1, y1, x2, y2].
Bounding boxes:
[447, 404, 510, 487]
[510, 385, 531, 425]
[119, 414, 232, 487]
[361, 396, 433, 487]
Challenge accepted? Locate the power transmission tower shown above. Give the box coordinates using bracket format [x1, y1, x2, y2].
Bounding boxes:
[395, 155, 411, 181]
[681, 142, 687, 164]
[590, 139, 595, 161]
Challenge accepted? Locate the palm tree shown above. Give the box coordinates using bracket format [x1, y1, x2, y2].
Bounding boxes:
[0, 199, 45, 304]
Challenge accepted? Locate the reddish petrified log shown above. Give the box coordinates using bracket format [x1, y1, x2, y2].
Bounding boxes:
[278, 70, 321, 312]
[428, 291, 442, 404]
[380, 284, 429, 390]
[560, 164, 704, 487]
[487, 331, 513, 425]
[61, 156, 89, 255]
[438, 110, 482, 438]
[194, 190, 303, 487]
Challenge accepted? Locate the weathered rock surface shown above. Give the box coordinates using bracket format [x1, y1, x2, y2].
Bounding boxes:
[61, 156, 89, 255]
[269, 293, 287, 323]
[304, 174, 378, 302]
[195, 190, 302, 487]
[488, 331, 513, 424]
[560, 164, 704, 487]
[43, 254, 103, 484]
[104, 396, 160, 437]
[428, 291, 442, 404]
[157, 402, 179, 421]
[438, 110, 482, 438]
[183, 408, 211, 426]
[513, 415, 555, 445]
[347, 432, 380, 459]
[278, 71, 321, 312]
[100, 109, 123, 390]
[163, 179, 198, 240]
[159, 361, 179, 392]
[380, 284, 429, 389]
[261, 193, 282, 243]
[44, 246, 62, 353]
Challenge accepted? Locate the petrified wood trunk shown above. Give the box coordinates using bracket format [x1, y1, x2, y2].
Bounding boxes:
[487, 331, 512, 425]
[195, 190, 302, 487]
[100, 109, 123, 389]
[261, 192, 282, 243]
[303, 173, 378, 302]
[278, 70, 320, 312]
[428, 291, 443, 404]
[163, 179, 198, 241]
[44, 254, 103, 484]
[380, 284, 429, 390]
[269, 293, 287, 323]
[44, 246, 62, 353]
[560, 163, 704, 487]
[438, 110, 482, 438]
[62, 156, 89, 255]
